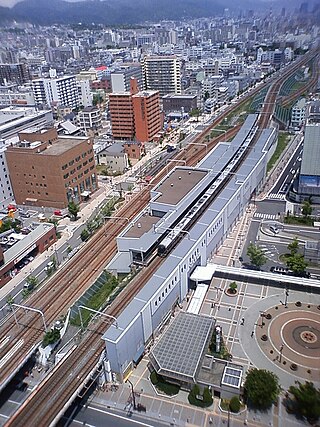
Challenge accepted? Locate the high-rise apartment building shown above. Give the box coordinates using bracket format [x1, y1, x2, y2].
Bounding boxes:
[5, 129, 97, 208]
[109, 92, 135, 140]
[132, 90, 162, 142]
[142, 56, 181, 97]
[109, 78, 162, 142]
[32, 70, 80, 109]
[0, 63, 30, 86]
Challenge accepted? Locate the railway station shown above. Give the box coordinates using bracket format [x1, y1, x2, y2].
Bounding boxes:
[102, 115, 278, 380]
[109, 114, 272, 270]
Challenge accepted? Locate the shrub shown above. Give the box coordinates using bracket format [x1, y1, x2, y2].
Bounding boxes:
[188, 385, 213, 408]
[229, 396, 241, 413]
[150, 370, 159, 385]
[203, 387, 213, 406]
[150, 371, 179, 396]
[80, 229, 90, 241]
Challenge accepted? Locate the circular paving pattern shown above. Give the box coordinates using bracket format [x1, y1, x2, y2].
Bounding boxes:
[256, 303, 320, 381]
[299, 328, 318, 345]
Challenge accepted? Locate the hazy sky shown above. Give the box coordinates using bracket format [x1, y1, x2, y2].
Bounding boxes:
[0, 0, 22, 6]
[0, 0, 87, 5]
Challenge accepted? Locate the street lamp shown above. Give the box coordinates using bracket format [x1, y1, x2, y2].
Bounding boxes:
[279, 343, 284, 363]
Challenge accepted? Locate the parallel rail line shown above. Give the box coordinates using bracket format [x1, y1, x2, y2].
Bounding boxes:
[3, 48, 319, 426]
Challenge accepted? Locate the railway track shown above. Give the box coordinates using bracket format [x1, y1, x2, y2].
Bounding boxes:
[0, 115, 234, 390]
[3, 48, 319, 426]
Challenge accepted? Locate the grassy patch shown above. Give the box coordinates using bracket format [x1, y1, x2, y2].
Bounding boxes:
[267, 132, 290, 173]
[284, 215, 314, 226]
[224, 98, 253, 124]
[150, 371, 180, 396]
[71, 272, 119, 327]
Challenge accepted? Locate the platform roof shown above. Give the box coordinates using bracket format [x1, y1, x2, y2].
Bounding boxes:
[122, 214, 160, 238]
[149, 312, 214, 383]
[154, 168, 208, 206]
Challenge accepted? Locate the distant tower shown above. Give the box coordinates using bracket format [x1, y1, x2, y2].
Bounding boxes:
[281, 7, 286, 17]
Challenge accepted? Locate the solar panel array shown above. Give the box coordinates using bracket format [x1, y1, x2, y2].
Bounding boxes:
[151, 312, 214, 380]
[221, 366, 243, 388]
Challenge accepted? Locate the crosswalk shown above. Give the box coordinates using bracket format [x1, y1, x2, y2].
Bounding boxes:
[268, 193, 286, 200]
[254, 212, 277, 220]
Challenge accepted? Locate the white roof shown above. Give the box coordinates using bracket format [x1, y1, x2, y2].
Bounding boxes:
[187, 283, 209, 315]
[190, 264, 217, 282]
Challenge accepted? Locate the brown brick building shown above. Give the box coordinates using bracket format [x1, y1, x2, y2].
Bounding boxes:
[5, 131, 97, 209]
[132, 90, 162, 142]
[109, 77, 162, 142]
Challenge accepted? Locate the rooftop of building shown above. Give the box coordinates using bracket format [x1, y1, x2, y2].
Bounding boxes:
[153, 168, 208, 206]
[3, 223, 55, 266]
[149, 312, 214, 383]
[122, 213, 160, 239]
[43, 137, 90, 156]
[132, 90, 159, 98]
[293, 98, 306, 109]
[81, 106, 100, 113]
[162, 94, 197, 99]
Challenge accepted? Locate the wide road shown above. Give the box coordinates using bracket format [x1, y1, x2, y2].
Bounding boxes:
[62, 404, 168, 427]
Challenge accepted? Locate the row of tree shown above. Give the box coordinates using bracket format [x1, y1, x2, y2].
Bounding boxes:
[244, 369, 320, 424]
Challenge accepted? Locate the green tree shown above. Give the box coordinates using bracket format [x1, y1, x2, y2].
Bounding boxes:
[301, 200, 312, 218]
[80, 228, 90, 242]
[68, 201, 80, 221]
[244, 368, 280, 410]
[26, 275, 38, 290]
[42, 328, 61, 347]
[288, 237, 299, 256]
[287, 381, 320, 423]
[247, 243, 267, 269]
[286, 253, 308, 275]
[229, 281, 237, 293]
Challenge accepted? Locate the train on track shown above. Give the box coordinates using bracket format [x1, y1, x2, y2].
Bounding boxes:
[157, 122, 259, 257]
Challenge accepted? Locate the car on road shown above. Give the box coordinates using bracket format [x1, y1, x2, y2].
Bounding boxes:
[45, 261, 55, 272]
[270, 266, 291, 275]
[269, 225, 279, 234]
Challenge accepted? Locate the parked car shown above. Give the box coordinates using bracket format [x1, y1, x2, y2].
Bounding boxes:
[45, 261, 55, 271]
[270, 266, 292, 275]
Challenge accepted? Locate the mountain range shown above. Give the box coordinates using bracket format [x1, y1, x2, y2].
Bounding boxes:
[0, 0, 310, 26]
